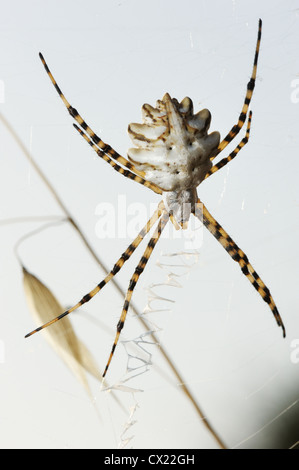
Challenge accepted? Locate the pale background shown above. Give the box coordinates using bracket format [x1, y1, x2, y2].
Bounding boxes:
[0, 0, 299, 449]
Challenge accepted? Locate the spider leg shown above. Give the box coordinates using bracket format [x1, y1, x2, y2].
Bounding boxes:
[102, 211, 169, 377]
[73, 124, 162, 195]
[205, 111, 252, 180]
[211, 19, 261, 161]
[25, 201, 165, 338]
[39, 53, 162, 192]
[194, 199, 285, 336]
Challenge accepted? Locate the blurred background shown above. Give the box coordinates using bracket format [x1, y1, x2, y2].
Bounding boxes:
[0, 0, 299, 449]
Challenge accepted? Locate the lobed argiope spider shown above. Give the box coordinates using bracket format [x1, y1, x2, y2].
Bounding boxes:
[26, 19, 285, 378]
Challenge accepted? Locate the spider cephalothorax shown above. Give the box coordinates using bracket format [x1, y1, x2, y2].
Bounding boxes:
[26, 19, 285, 379]
[128, 93, 220, 226]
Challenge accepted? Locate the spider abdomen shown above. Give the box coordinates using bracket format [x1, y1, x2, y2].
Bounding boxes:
[127, 93, 220, 192]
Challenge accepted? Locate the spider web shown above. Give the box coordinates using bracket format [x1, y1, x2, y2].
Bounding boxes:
[102, 233, 201, 448]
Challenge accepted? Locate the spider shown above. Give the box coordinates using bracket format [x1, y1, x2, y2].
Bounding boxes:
[25, 19, 285, 378]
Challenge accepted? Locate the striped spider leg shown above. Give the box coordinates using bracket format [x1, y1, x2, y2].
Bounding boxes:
[205, 111, 252, 179]
[25, 201, 169, 377]
[38, 52, 162, 196]
[210, 18, 262, 161]
[26, 19, 285, 379]
[103, 210, 170, 377]
[25, 201, 165, 336]
[73, 123, 162, 193]
[193, 200, 285, 336]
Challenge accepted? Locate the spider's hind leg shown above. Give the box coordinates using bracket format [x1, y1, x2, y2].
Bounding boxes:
[39, 52, 162, 196]
[39, 53, 134, 170]
[211, 19, 262, 160]
[73, 124, 162, 195]
[205, 111, 252, 180]
[194, 199, 285, 336]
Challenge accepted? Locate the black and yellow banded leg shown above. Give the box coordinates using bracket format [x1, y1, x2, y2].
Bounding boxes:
[103, 211, 170, 377]
[194, 199, 286, 337]
[25, 202, 165, 338]
[73, 124, 163, 195]
[211, 19, 261, 161]
[205, 111, 252, 180]
[39, 53, 152, 182]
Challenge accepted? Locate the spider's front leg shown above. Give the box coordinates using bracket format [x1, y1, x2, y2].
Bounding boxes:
[194, 199, 285, 336]
[103, 211, 170, 378]
[25, 202, 165, 338]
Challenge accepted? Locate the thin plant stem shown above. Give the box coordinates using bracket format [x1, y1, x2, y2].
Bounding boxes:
[0, 215, 64, 226]
[0, 112, 226, 449]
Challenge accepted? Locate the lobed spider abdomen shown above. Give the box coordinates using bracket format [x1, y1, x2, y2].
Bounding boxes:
[128, 93, 220, 226]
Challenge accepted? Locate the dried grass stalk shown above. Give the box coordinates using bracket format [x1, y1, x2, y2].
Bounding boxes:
[23, 267, 122, 408]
